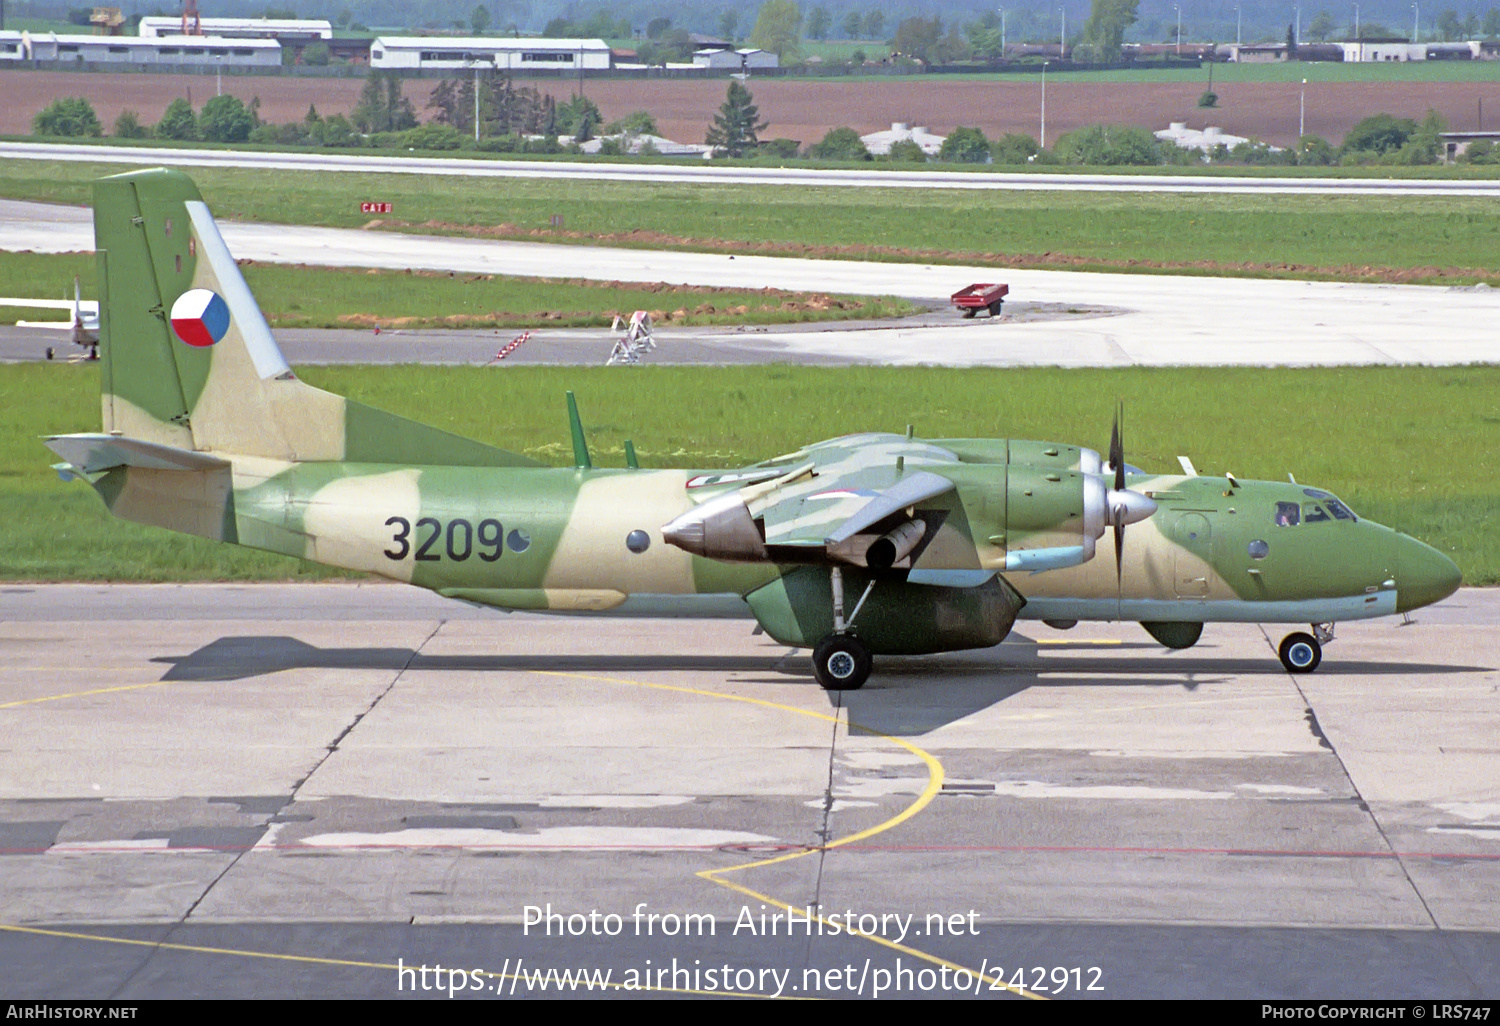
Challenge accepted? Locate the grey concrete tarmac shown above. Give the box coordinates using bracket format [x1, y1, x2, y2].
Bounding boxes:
[0, 301, 1110, 368]
[9, 141, 1500, 197]
[2, 584, 1497, 999]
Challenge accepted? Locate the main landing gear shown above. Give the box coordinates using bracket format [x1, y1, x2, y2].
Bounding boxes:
[812, 634, 872, 691]
[1278, 623, 1335, 674]
[813, 566, 877, 691]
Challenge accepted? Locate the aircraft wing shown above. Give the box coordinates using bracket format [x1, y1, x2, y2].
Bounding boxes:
[0, 298, 98, 313]
[1, 297, 100, 333]
[663, 433, 968, 567]
[756, 469, 955, 549]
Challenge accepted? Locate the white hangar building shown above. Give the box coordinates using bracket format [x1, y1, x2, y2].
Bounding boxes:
[137, 17, 333, 43]
[370, 37, 612, 72]
[21, 32, 281, 67]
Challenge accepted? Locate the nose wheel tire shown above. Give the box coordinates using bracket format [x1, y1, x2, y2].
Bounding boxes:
[1278, 632, 1322, 674]
[812, 635, 872, 691]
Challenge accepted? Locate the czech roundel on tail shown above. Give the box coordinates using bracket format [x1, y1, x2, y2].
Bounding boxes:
[46, 169, 1462, 690]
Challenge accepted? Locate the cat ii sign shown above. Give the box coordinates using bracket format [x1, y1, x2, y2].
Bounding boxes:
[360, 202, 393, 213]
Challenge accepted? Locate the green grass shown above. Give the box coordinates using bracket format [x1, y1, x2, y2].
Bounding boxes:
[5, 158, 1500, 283]
[3, 363, 1496, 583]
[0, 252, 914, 330]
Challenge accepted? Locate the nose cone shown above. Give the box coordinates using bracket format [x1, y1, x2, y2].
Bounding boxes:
[1395, 534, 1462, 613]
[1109, 488, 1158, 527]
[661, 515, 705, 555]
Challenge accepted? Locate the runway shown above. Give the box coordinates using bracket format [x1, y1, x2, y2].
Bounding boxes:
[4, 199, 1499, 368]
[8, 141, 1500, 197]
[3, 584, 1497, 999]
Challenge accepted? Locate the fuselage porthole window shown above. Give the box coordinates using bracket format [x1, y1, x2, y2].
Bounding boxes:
[1274, 501, 1300, 527]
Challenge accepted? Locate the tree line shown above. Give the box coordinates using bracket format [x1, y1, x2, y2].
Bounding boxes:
[30, 75, 1478, 168]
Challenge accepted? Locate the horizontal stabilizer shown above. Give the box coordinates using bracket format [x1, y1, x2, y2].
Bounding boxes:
[45, 433, 230, 474]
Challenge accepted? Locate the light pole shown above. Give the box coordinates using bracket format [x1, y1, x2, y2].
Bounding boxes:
[1060, 6, 1066, 57]
[999, 8, 1006, 54]
[1411, 2, 1419, 42]
[1295, 5, 1301, 44]
[1235, 4, 1242, 45]
[471, 61, 481, 142]
[1299, 77, 1306, 138]
[1174, 4, 1182, 53]
[1040, 60, 1048, 148]
[1353, 2, 1360, 40]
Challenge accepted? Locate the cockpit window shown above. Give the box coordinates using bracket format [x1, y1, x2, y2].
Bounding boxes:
[1304, 503, 1331, 523]
[1325, 498, 1357, 521]
[1274, 502, 1301, 526]
[1302, 488, 1332, 499]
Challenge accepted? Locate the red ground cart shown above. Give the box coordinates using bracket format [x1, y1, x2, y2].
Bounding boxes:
[950, 283, 1009, 318]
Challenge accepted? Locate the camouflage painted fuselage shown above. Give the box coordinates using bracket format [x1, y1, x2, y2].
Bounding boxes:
[48, 168, 1462, 662]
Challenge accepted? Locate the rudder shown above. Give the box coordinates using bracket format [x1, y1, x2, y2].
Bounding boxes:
[93, 168, 539, 467]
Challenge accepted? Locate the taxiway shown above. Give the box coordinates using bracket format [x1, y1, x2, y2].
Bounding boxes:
[3, 584, 1497, 999]
[3, 198, 1498, 368]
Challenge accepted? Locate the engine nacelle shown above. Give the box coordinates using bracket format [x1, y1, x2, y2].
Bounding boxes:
[660, 490, 766, 562]
[996, 466, 1156, 572]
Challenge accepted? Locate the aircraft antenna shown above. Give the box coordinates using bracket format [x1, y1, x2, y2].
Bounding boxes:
[565, 391, 592, 469]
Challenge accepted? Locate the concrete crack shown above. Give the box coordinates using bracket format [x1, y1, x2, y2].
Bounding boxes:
[106, 619, 446, 999]
[1262, 625, 1482, 998]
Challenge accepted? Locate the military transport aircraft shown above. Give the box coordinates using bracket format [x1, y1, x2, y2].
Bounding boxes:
[44, 169, 1462, 691]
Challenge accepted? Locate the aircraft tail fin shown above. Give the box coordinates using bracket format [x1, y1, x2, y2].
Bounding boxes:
[92, 168, 540, 467]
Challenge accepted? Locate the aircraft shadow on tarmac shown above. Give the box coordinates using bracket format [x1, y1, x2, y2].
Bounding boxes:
[150, 635, 1494, 739]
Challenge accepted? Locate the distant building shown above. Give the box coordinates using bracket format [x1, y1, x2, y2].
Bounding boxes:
[137, 16, 332, 44]
[691, 47, 778, 69]
[1155, 122, 1279, 154]
[570, 132, 714, 158]
[1123, 42, 1216, 59]
[1425, 42, 1477, 59]
[326, 38, 373, 63]
[1222, 42, 1292, 62]
[370, 37, 612, 72]
[687, 33, 733, 52]
[1438, 130, 1500, 161]
[21, 32, 281, 67]
[0, 31, 24, 61]
[861, 122, 946, 156]
[1340, 39, 1426, 61]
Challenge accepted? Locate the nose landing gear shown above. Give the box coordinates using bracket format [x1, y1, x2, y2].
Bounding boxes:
[1278, 623, 1334, 674]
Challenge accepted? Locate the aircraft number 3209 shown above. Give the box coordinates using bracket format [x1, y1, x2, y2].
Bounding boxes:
[384, 516, 505, 562]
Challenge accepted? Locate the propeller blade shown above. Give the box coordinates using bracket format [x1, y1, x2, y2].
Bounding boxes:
[1108, 401, 1128, 593]
[1114, 510, 1124, 589]
[1110, 401, 1126, 493]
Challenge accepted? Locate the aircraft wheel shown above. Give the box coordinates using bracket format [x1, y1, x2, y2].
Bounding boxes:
[1278, 632, 1322, 674]
[812, 634, 872, 691]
